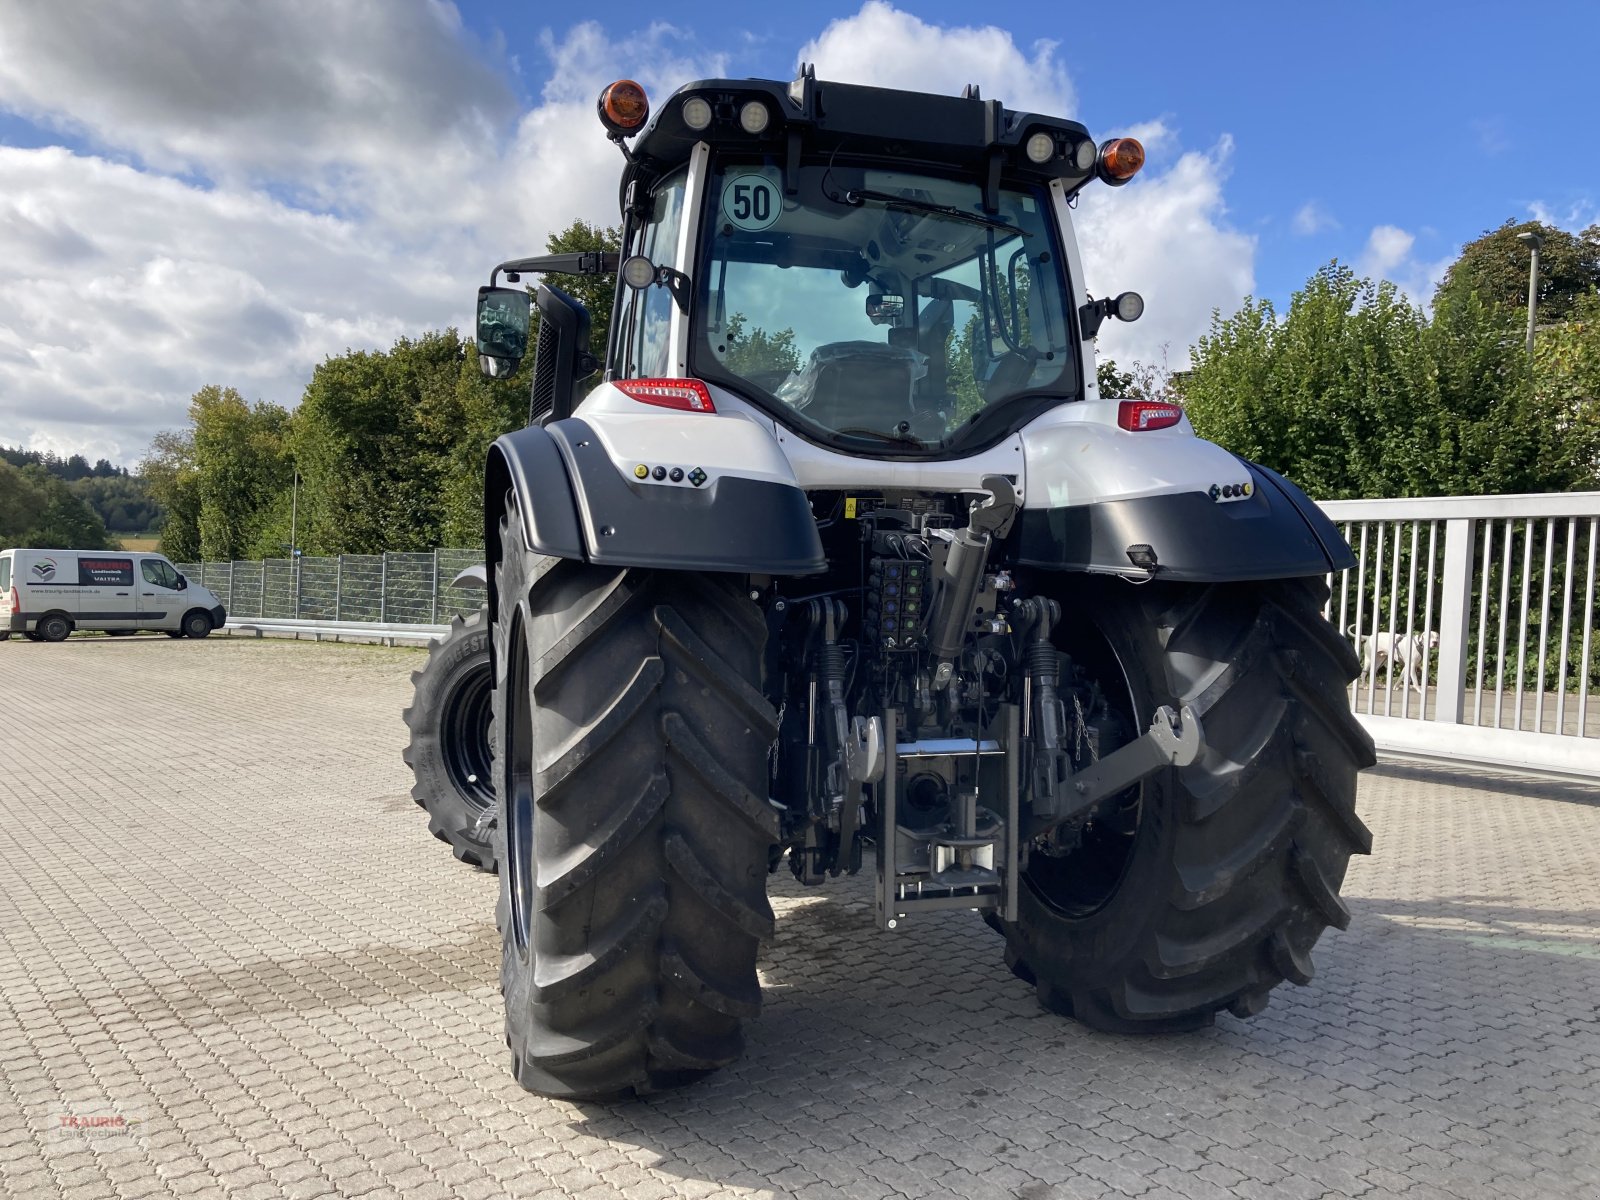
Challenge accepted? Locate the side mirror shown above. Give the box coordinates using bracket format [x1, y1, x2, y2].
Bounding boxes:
[866, 293, 905, 324]
[177, 574, 188, 590]
[476, 286, 532, 378]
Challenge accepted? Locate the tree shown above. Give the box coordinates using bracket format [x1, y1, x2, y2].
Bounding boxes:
[722, 313, 800, 380]
[0, 461, 115, 549]
[1435, 219, 1600, 322]
[141, 386, 289, 560]
[142, 429, 202, 561]
[543, 219, 621, 369]
[1183, 261, 1599, 500]
[1097, 359, 1135, 396]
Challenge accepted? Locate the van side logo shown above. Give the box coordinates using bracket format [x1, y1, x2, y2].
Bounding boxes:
[31, 559, 56, 581]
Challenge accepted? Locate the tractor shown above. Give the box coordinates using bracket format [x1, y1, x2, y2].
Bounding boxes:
[424, 68, 1374, 1100]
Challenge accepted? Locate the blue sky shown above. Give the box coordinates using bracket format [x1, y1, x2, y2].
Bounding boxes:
[0, 1, 1594, 464]
[458, 0, 1597, 307]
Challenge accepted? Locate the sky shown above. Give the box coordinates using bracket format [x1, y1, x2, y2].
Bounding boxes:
[0, 0, 1595, 467]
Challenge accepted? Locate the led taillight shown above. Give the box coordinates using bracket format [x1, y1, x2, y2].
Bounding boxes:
[1117, 400, 1183, 432]
[614, 378, 716, 413]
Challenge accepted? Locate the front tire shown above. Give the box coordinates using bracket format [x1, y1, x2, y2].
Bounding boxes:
[182, 610, 213, 639]
[997, 575, 1374, 1030]
[402, 607, 497, 870]
[493, 510, 778, 1100]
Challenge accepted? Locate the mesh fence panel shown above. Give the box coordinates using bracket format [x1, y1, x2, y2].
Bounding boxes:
[179, 550, 485, 625]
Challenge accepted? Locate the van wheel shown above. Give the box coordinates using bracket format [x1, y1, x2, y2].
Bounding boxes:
[38, 614, 72, 642]
[182, 610, 213, 639]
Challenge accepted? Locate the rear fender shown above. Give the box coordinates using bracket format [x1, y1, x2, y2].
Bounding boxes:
[1015, 402, 1353, 581]
[483, 410, 824, 628]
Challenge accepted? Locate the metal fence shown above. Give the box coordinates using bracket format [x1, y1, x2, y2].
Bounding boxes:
[1320, 492, 1600, 776]
[175, 549, 483, 626]
[175, 491, 1600, 778]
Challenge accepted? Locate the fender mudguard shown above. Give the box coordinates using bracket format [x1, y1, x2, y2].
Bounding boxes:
[483, 418, 825, 618]
[1013, 460, 1354, 582]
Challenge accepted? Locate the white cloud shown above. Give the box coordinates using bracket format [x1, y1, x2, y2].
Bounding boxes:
[0, 1, 1256, 461]
[1075, 133, 1255, 370]
[0, 147, 461, 463]
[798, 2, 1073, 116]
[1292, 200, 1338, 236]
[1355, 224, 1451, 307]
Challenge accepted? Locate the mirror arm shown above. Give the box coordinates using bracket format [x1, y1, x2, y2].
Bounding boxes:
[657, 267, 693, 315]
[490, 252, 620, 288]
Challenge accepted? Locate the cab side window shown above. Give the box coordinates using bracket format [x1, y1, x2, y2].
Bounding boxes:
[141, 559, 180, 589]
[614, 171, 687, 380]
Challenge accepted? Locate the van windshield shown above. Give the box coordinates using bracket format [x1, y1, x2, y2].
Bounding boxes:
[693, 158, 1078, 451]
[0, 555, 10, 591]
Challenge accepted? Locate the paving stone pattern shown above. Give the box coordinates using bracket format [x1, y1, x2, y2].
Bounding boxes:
[2, 634, 1598, 1199]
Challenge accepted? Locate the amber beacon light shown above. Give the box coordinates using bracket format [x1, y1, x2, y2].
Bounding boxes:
[1096, 137, 1145, 186]
[598, 80, 650, 136]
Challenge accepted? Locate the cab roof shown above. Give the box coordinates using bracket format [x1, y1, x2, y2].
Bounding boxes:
[622, 68, 1095, 208]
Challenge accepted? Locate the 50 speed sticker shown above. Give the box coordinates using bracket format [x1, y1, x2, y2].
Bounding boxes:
[722, 173, 782, 232]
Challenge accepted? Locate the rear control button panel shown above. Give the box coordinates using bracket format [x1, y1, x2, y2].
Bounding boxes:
[630, 463, 711, 488]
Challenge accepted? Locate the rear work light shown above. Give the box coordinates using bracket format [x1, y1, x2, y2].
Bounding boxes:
[614, 378, 716, 413]
[1117, 400, 1183, 431]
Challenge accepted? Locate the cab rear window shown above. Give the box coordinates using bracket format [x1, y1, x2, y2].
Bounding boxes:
[77, 558, 133, 587]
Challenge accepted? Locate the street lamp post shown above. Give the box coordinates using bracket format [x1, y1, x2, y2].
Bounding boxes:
[1516, 229, 1544, 358]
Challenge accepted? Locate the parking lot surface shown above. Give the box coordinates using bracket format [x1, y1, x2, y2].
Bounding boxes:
[2, 634, 1598, 1200]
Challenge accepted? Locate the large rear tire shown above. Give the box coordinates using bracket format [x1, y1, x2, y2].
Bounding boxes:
[997, 575, 1375, 1030]
[402, 607, 497, 871]
[493, 509, 778, 1099]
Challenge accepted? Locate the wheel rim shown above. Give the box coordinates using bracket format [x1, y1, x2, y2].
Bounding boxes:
[442, 664, 495, 814]
[1023, 623, 1146, 919]
[503, 612, 536, 953]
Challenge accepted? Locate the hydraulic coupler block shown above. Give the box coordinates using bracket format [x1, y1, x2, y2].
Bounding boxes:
[864, 557, 929, 651]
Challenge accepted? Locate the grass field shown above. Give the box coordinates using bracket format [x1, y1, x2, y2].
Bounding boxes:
[117, 535, 162, 552]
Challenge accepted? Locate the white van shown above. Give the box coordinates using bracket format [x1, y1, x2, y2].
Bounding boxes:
[0, 548, 226, 642]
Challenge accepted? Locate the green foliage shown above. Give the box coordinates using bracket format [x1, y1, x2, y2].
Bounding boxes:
[1183, 261, 1600, 499]
[1096, 359, 1135, 396]
[1435, 220, 1600, 321]
[139, 386, 291, 561]
[722, 313, 800, 382]
[543, 219, 621, 368]
[0, 461, 115, 549]
[70, 475, 162, 533]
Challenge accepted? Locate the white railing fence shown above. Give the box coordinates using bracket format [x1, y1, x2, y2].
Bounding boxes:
[1318, 492, 1600, 776]
[168, 493, 1600, 778]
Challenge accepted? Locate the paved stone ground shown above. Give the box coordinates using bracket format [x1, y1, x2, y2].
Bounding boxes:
[2, 634, 1598, 1200]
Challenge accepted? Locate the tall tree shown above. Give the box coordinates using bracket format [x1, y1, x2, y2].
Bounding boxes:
[1183, 261, 1599, 499]
[1434, 219, 1600, 322]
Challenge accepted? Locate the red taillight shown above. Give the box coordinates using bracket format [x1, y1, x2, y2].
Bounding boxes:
[1117, 400, 1183, 432]
[614, 378, 716, 413]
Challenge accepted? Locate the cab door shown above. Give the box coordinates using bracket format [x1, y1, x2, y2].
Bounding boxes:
[136, 557, 186, 630]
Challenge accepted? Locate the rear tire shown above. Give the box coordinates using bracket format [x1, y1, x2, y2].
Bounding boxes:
[182, 610, 212, 639]
[38, 614, 71, 642]
[493, 507, 778, 1100]
[996, 575, 1374, 1031]
[402, 607, 497, 871]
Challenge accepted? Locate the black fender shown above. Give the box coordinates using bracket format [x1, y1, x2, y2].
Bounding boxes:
[1012, 460, 1354, 582]
[484, 417, 825, 626]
